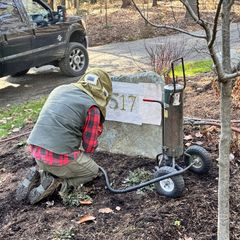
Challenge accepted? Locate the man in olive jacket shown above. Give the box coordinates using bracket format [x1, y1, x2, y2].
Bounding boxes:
[16, 69, 112, 204]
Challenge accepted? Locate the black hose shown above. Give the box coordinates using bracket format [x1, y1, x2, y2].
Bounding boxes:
[98, 163, 193, 194]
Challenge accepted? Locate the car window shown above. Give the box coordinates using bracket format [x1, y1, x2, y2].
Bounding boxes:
[0, 0, 23, 31]
[22, 1, 50, 24]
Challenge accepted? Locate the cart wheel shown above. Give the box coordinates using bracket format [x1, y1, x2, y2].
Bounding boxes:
[154, 166, 185, 198]
[184, 145, 211, 174]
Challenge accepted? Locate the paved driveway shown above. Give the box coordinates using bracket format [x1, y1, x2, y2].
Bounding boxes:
[0, 24, 239, 107]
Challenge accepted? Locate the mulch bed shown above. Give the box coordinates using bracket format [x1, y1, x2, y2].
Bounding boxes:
[0, 128, 240, 239]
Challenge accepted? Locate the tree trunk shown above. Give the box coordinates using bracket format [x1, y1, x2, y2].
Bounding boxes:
[184, 0, 198, 19]
[152, 0, 157, 7]
[218, 80, 232, 240]
[218, 1, 233, 239]
[121, 0, 132, 8]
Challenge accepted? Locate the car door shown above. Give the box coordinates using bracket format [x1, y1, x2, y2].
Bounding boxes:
[0, 0, 33, 77]
[22, 0, 67, 66]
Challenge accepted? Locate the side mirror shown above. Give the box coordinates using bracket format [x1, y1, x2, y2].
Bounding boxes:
[57, 5, 66, 22]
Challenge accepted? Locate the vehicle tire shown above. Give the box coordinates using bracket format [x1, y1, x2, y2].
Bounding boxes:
[59, 42, 89, 77]
[11, 69, 29, 77]
[184, 145, 212, 174]
[154, 166, 185, 198]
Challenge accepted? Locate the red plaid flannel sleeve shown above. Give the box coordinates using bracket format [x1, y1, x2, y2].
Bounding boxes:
[82, 106, 101, 153]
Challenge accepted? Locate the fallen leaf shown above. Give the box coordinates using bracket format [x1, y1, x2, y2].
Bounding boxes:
[174, 220, 181, 226]
[184, 135, 193, 141]
[17, 141, 26, 147]
[116, 206, 121, 211]
[194, 141, 204, 145]
[80, 199, 93, 205]
[195, 132, 203, 138]
[98, 208, 114, 214]
[0, 119, 7, 124]
[78, 214, 96, 224]
[206, 126, 219, 133]
[46, 200, 55, 207]
[184, 237, 193, 240]
[229, 153, 235, 161]
[0, 168, 6, 173]
[12, 128, 21, 133]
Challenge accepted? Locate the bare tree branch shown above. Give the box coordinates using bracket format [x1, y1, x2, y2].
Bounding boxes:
[222, 71, 240, 81]
[208, 0, 223, 49]
[131, 0, 206, 39]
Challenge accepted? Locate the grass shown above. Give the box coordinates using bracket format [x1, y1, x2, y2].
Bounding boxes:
[172, 59, 213, 77]
[0, 97, 46, 138]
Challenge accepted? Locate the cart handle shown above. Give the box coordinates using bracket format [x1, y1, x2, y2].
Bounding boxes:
[143, 99, 163, 105]
[171, 57, 186, 94]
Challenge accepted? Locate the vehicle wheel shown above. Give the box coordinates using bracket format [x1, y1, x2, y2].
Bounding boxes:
[184, 145, 212, 174]
[59, 42, 89, 77]
[11, 69, 29, 77]
[154, 166, 185, 198]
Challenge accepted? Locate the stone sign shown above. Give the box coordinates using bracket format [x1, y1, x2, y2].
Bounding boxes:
[106, 82, 162, 125]
[98, 71, 164, 159]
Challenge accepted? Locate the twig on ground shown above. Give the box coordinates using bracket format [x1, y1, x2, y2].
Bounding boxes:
[184, 117, 240, 124]
[184, 118, 240, 133]
[0, 131, 31, 144]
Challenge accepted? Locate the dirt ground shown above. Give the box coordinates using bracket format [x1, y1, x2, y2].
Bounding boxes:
[0, 76, 240, 240]
[84, 2, 240, 47]
[85, 5, 197, 47]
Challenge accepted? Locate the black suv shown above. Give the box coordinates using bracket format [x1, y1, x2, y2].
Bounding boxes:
[0, 0, 88, 77]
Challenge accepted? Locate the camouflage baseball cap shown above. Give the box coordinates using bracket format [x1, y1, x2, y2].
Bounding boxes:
[73, 69, 112, 118]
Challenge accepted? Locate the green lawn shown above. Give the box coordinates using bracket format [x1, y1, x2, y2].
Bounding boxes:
[173, 59, 213, 77]
[0, 98, 46, 138]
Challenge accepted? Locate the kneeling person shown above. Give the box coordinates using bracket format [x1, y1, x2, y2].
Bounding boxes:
[16, 69, 112, 204]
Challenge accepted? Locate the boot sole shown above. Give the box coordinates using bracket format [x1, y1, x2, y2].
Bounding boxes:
[15, 167, 40, 202]
[28, 174, 60, 204]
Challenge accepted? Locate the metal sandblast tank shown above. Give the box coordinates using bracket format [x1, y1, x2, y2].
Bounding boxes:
[164, 83, 184, 158]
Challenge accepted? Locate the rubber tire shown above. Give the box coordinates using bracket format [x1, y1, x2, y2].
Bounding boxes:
[11, 69, 29, 77]
[59, 42, 89, 77]
[184, 145, 212, 174]
[154, 166, 185, 198]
